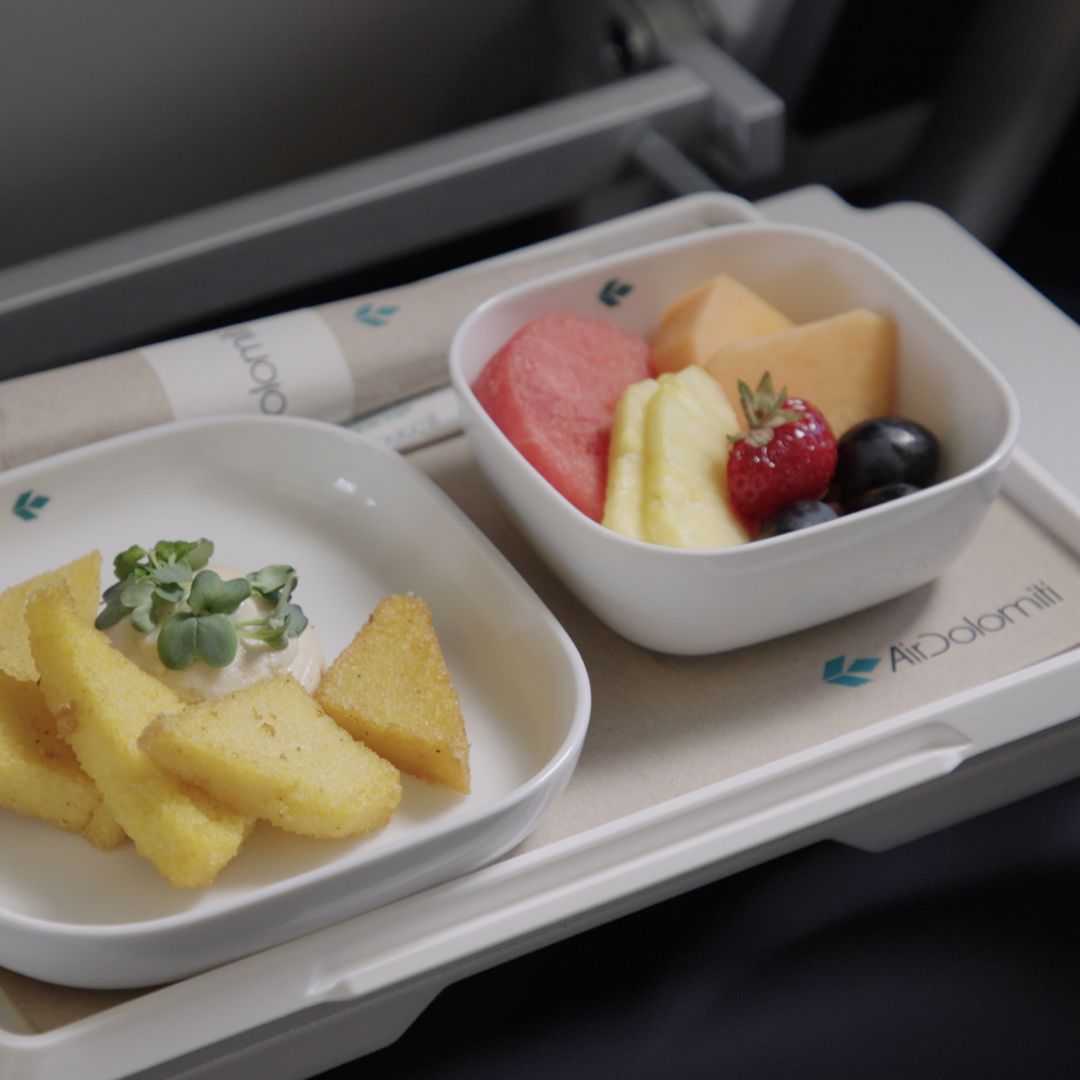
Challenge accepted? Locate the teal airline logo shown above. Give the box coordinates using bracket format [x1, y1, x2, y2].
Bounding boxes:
[822, 654, 880, 688]
[822, 581, 1065, 689]
[12, 490, 49, 521]
[355, 303, 398, 327]
[598, 278, 633, 307]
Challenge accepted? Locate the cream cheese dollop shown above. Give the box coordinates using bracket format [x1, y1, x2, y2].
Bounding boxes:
[104, 563, 324, 703]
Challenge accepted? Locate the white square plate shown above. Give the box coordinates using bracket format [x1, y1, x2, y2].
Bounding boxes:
[0, 416, 590, 988]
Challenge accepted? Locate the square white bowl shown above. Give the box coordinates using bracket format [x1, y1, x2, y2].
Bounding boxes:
[449, 222, 1021, 655]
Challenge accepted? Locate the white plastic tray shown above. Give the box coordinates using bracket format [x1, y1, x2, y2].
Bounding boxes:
[0, 416, 589, 989]
[2, 190, 1079, 1079]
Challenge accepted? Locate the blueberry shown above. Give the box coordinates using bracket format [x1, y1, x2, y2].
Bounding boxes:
[833, 417, 940, 501]
[759, 499, 839, 538]
[844, 482, 922, 513]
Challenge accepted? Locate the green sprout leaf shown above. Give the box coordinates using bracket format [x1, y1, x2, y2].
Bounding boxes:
[248, 565, 295, 603]
[113, 545, 147, 580]
[94, 593, 130, 631]
[157, 612, 239, 669]
[279, 602, 308, 637]
[119, 578, 156, 633]
[120, 578, 154, 609]
[152, 580, 187, 605]
[185, 539, 214, 571]
[157, 613, 197, 669]
[189, 570, 252, 615]
[153, 562, 193, 586]
[193, 613, 239, 667]
[152, 539, 206, 568]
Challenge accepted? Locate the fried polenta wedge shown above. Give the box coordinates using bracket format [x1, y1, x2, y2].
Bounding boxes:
[316, 594, 470, 794]
[0, 551, 101, 682]
[26, 587, 253, 888]
[0, 671, 124, 849]
[141, 675, 402, 839]
[82, 800, 127, 851]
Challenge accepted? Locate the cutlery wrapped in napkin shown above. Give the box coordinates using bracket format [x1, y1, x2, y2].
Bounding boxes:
[0, 253, 582, 471]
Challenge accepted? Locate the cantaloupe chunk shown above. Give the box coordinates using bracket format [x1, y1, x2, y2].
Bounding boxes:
[0, 670, 124, 849]
[650, 274, 793, 374]
[316, 594, 470, 794]
[603, 377, 660, 540]
[26, 587, 253, 888]
[706, 309, 897, 439]
[140, 676, 402, 840]
[642, 366, 748, 549]
[0, 551, 101, 682]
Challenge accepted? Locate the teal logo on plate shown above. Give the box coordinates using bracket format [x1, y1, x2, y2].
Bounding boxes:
[822, 654, 880, 688]
[12, 490, 50, 521]
[598, 278, 633, 307]
[355, 303, 398, 327]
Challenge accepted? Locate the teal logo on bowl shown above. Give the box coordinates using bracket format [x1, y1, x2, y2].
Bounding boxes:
[12, 490, 49, 521]
[355, 303, 398, 327]
[598, 278, 633, 307]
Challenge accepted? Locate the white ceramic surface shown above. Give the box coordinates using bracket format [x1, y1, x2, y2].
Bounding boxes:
[0, 416, 590, 988]
[449, 223, 1021, 655]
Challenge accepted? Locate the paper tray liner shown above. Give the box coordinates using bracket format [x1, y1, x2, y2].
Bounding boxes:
[4, 435, 1080, 1031]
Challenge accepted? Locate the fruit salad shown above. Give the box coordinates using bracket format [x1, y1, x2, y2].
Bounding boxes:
[472, 273, 941, 548]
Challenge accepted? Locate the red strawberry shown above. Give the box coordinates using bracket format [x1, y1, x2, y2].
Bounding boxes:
[726, 373, 837, 528]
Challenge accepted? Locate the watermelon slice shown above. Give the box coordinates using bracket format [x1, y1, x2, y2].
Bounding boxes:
[473, 314, 651, 520]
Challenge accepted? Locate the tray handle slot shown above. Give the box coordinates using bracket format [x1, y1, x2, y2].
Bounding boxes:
[305, 722, 970, 1006]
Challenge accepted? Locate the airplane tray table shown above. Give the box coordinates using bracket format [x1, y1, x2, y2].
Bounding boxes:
[2, 188, 1080, 1079]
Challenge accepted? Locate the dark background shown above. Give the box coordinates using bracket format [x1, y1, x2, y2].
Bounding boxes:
[346, 774, 1080, 1079]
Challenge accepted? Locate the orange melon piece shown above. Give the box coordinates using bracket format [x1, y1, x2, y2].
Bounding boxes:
[706, 309, 897, 439]
[650, 274, 793, 374]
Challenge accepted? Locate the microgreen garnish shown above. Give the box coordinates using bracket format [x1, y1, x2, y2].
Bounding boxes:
[94, 539, 308, 670]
